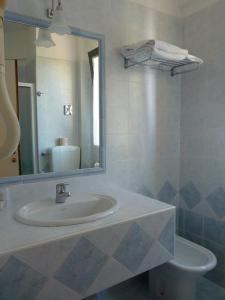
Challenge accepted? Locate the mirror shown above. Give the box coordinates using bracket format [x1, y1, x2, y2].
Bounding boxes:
[0, 15, 105, 181]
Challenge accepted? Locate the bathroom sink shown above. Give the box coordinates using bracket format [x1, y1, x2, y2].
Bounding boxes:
[15, 194, 118, 227]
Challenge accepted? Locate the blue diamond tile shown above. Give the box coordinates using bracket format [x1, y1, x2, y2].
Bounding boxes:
[180, 182, 201, 209]
[0, 256, 46, 300]
[207, 187, 225, 218]
[113, 223, 153, 273]
[157, 181, 177, 204]
[55, 237, 108, 295]
[159, 216, 175, 254]
[137, 185, 154, 198]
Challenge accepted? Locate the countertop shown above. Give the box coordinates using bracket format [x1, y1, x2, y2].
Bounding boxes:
[0, 184, 175, 256]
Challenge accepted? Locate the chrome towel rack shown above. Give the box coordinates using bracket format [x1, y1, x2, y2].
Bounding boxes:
[123, 56, 201, 77]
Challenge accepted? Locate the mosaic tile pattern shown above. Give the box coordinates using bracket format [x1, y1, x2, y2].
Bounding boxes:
[157, 181, 177, 204]
[55, 237, 108, 295]
[176, 181, 225, 289]
[113, 223, 154, 273]
[207, 187, 225, 218]
[0, 256, 46, 300]
[180, 181, 201, 209]
[0, 210, 175, 300]
[159, 216, 175, 253]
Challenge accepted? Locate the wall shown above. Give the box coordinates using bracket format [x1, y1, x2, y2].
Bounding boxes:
[36, 56, 78, 172]
[5, 0, 225, 293]
[6, 0, 182, 203]
[5, 22, 36, 83]
[5, 0, 182, 298]
[36, 35, 99, 171]
[129, 0, 181, 16]
[179, 0, 223, 17]
[179, 0, 225, 288]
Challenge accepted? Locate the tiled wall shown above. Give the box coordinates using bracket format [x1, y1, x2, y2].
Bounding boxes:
[6, 0, 225, 295]
[7, 0, 182, 195]
[5, 0, 182, 298]
[5, 0, 225, 295]
[179, 0, 225, 288]
[0, 209, 175, 300]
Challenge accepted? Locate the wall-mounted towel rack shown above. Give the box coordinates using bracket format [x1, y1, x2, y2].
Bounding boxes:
[123, 56, 201, 77]
[121, 40, 203, 77]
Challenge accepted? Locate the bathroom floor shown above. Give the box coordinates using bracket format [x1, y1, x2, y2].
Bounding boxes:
[86, 273, 225, 300]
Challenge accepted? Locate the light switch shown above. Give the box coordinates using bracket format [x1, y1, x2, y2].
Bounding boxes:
[64, 105, 73, 116]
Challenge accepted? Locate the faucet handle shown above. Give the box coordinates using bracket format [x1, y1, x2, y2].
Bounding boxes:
[56, 183, 70, 194]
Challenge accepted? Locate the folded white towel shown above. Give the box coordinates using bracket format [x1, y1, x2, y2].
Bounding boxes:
[121, 44, 188, 63]
[149, 40, 188, 56]
[187, 54, 203, 64]
[121, 40, 188, 59]
[121, 40, 203, 75]
[152, 48, 188, 62]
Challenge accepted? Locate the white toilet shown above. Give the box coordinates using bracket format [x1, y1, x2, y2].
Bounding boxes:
[149, 235, 217, 300]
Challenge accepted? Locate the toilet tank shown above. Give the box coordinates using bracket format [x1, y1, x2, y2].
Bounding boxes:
[49, 145, 80, 172]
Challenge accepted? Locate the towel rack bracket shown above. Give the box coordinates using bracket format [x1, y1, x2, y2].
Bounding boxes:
[123, 57, 202, 77]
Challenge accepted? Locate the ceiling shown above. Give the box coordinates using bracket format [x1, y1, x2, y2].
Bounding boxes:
[130, 0, 221, 17]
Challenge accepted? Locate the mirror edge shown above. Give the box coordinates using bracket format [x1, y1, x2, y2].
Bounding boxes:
[0, 11, 106, 185]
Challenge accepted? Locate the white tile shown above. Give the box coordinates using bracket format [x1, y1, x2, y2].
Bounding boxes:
[15, 237, 79, 277]
[85, 222, 131, 256]
[35, 278, 81, 300]
[107, 106, 129, 135]
[137, 210, 175, 240]
[107, 134, 129, 162]
[106, 79, 129, 109]
[86, 258, 133, 297]
[138, 241, 172, 274]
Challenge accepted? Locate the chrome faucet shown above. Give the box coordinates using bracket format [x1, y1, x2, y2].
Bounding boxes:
[56, 183, 71, 204]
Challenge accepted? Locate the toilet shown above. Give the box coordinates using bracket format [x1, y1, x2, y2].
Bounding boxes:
[149, 235, 217, 300]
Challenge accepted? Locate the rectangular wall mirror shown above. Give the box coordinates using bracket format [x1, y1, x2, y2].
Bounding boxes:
[0, 13, 105, 183]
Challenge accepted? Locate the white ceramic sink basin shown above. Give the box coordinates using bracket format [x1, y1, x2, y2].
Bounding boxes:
[15, 194, 118, 227]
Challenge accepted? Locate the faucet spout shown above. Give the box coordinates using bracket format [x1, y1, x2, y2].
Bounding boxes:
[56, 183, 71, 204]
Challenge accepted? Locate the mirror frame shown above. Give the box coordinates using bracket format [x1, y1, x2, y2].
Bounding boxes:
[0, 11, 106, 185]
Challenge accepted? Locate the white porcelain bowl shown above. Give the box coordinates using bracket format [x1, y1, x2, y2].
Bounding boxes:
[170, 236, 217, 274]
[15, 194, 118, 227]
[149, 235, 217, 300]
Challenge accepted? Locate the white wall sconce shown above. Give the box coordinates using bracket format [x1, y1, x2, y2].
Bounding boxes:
[47, 0, 71, 36]
[35, 28, 56, 48]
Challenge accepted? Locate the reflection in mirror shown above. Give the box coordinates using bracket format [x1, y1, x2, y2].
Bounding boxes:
[0, 21, 101, 178]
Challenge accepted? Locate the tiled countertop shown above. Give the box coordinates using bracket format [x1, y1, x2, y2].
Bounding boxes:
[0, 184, 174, 256]
[0, 182, 175, 300]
